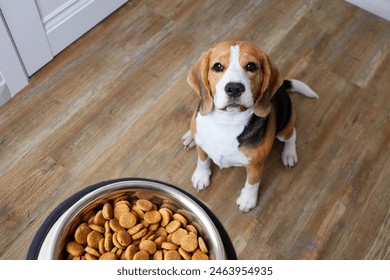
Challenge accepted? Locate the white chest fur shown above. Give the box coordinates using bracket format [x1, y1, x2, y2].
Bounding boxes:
[195, 109, 253, 168]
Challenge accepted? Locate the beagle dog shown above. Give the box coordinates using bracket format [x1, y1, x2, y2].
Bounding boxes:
[182, 41, 318, 212]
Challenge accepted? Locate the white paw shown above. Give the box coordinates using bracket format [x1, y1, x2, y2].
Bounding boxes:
[191, 167, 211, 191]
[236, 182, 259, 212]
[282, 143, 298, 169]
[182, 130, 196, 150]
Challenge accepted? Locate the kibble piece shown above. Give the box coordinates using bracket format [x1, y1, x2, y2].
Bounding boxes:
[87, 231, 103, 249]
[124, 245, 138, 260]
[74, 223, 91, 244]
[154, 236, 165, 248]
[181, 234, 198, 252]
[99, 252, 117, 260]
[131, 228, 148, 240]
[178, 247, 192, 260]
[104, 234, 114, 252]
[114, 203, 131, 220]
[66, 241, 84, 257]
[115, 249, 123, 257]
[159, 208, 171, 227]
[192, 249, 209, 260]
[140, 219, 150, 228]
[141, 231, 154, 242]
[155, 227, 168, 238]
[102, 203, 113, 220]
[171, 228, 188, 246]
[115, 200, 131, 208]
[167, 233, 173, 243]
[98, 238, 105, 254]
[198, 237, 208, 253]
[148, 223, 160, 232]
[161, 241, 178, 250]
[144, 210, 162, 224]
[120, 251, 126, 260]
[139, 239, 157, 255]
[89, 224, 104, 233]
[128, 223, 144, 235]
[119, 211, 137, 229]
[109, 218, 125, 232]
[93, 210, 106, 226]
[136, 199, 154, 211]
[133, 250, 150, 260]
[85, 246, 101, 258]
[117, 230, 132, 247]
[164, 250, 181, 260]
[112, 232, 126, 249]
[85, 253, 97, 260]
[147, 233, 156, 241]
[185, 225, 198, 236]
[131, 206, 144, 220]
[173, 213, 188, 227]
[166, 220, 181, 233]
[153, 250, 163, 260]
[104, 221, 111, 236]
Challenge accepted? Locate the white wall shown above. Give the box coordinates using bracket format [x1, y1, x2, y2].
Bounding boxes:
[346, 0, 390, 21]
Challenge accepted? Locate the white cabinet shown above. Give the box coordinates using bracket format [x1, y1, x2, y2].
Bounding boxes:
[0, 0, 127, 104]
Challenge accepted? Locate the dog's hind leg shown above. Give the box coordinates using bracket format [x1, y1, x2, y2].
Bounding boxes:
[277, 127, 298, 169]
[276, 104, 298, 169]
[182, 130, 196, 150]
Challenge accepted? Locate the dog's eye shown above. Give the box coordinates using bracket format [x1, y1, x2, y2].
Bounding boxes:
[212, 63, 224, 72]
[246, 62, 258, 72]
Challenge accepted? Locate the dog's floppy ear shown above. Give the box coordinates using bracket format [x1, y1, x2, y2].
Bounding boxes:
[253, 53, 283, 117]
[187, 51, 213, 116]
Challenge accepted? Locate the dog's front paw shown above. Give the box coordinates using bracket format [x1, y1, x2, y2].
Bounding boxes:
[236, 181, 260, 212]
[191, 167, 211, 191]
[282, 143, 298, 169]
[236, 193, 257, 212]
[182, 130, 196, 150]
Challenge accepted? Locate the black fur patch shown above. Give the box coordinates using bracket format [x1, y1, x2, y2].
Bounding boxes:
[273, 80, 292, 134]
[237, 114, 269, 148]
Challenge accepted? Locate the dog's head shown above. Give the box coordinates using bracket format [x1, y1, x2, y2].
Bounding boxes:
[187, 41, 283, 117]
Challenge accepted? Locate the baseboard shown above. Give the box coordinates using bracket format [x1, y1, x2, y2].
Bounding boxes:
[0, 73, 12, 106]
[346, 0, 390, 21]
[41, 0, 127, 55]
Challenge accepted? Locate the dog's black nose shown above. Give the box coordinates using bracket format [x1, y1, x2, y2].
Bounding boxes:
[225, 82, 245, 98]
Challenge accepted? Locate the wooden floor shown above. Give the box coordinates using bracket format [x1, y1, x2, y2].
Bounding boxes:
[1, 0, 389, 260]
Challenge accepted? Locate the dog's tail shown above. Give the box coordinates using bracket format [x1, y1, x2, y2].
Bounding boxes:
[284, 79, 318, 99]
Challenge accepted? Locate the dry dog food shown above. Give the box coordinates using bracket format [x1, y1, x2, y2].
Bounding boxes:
[63, 198, 209, 260]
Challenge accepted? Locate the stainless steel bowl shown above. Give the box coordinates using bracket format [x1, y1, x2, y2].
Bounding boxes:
[28, 178, 236, 260]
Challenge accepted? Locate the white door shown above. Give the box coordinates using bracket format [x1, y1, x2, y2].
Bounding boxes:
[0, 10, 29, 105]
[0, 0, 127, 78]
